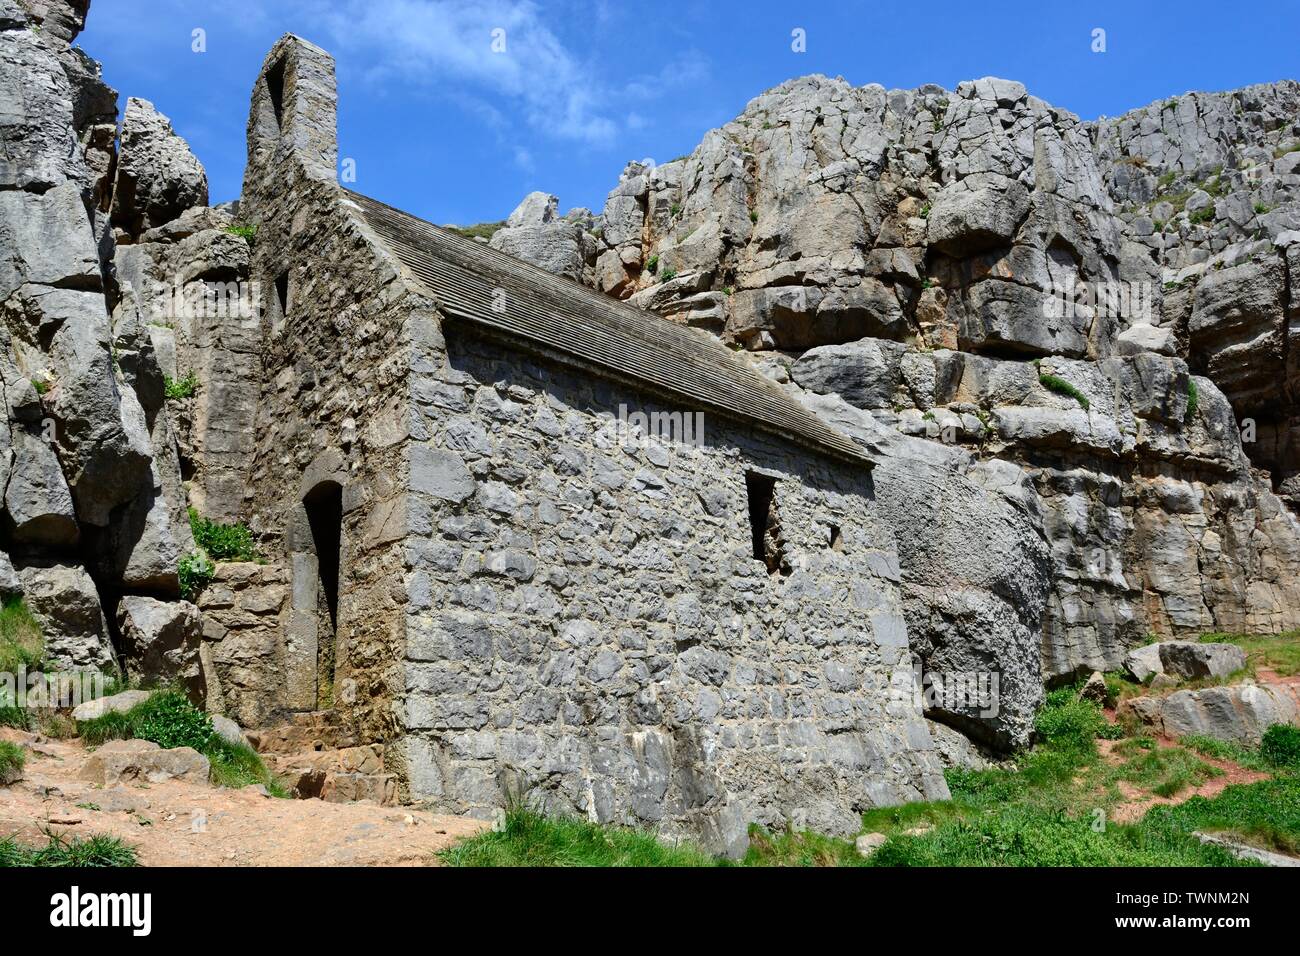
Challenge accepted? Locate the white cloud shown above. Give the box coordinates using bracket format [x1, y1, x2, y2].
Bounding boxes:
[294, 0, 622, 145]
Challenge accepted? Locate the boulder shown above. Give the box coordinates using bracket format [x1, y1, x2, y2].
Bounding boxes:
[15, 561, 116, 672]
[1157, 641, 1247, 680]
[211, 714, 247, 747]
[71, 688, 151, 722]
[927, 175, 1030, 256]
[79, 738, 210, 785]
[1123, 643, 1164, 683]
[855, 832, 888, 858]
[1160, 684, 1300, 745]
[791, 338, 907, 410]
[925, 719, 990, 770]
[1079, 671, 1109, 705]
[111, 97, 207, 238]
[116, 596, 203, 696]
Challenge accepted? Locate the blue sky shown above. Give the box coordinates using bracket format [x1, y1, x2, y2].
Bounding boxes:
[81, 0, 1300, 226]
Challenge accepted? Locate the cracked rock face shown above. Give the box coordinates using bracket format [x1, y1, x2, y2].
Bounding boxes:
[1, 0, 206, 673]
[111, 97, 208, 241]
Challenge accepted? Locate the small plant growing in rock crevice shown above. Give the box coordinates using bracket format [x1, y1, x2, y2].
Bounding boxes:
[178, 551, 215, 600]
[188, 507, 259, 562]
[1184, 378, 1199, 423]
[645, 254, 659, 275]
[164, 371, 199, 400]
[225, 222, 258, 247]
[1038, 372, 1091, 411]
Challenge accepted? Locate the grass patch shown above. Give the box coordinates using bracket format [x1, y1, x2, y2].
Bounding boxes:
[1039, 373, 1090, 411]
[1182, 735, 1273, 772]
[0, 597, 43, 674]
[438, 808, 723, 867]
[1105, 737, 1222, 797]
[1261, 724, 1300, 768]
[77, 690, 283, 792]
[1188, 204, 1216, 225]
[0, 830, 137, 867]
[163, 371, 199, 400]
[744, 825, 865, 866]
[1185, 378, 1198, 422]
[188, 507, 258, 562]
[0, 739, 25, 779]
[1150, 778, 1300, 855]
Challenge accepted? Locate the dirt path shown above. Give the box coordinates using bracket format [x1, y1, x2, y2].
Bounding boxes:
[1097, 734, 1270, 825]
[0, 730, 487, 866]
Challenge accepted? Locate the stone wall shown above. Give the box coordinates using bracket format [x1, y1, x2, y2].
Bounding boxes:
[399, 325, 948, 853]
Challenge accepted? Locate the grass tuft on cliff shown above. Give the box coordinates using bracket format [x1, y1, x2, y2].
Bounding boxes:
[1038, 373, 1091, 411]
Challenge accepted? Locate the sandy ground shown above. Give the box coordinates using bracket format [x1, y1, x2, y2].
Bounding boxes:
[0, 730, 487, 866]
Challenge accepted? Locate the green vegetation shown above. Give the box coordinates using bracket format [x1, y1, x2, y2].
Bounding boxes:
[0, 830, 137, 867]
[164, 371, 199, 400]
[1255, 201, 1272, 215]
[919, 202, 931, 219]
[744, 825, 864, 866]
[77, 690, 286, 794]
[1274, 141, 1300, 159]
[669, 202, 681, 217]
[1150, 778, 1300, 856]
[446, 220, 505, 241]
[0, 596, 43, 674]
[178, 551, 215, 600]
[1156, 170, 1177, 190]
[31, 376, 50, 395]
[1185, 377, 1199, 423]
[645, 254, 659, 274]
[1261, 724, 1300, 769]
[749, 209, 759, 224]
[1039, 373, 1091, 411]
[0, 739, 25, 779]
[188, 507, 259, 561]
[1188, 203, 1216, 225]
[225, 222, 257, 246]
[439, 807, 722, 867]
[660, 268, 677, 282]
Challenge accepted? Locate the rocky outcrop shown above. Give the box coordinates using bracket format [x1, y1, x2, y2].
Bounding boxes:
[0, 2, 215, 677]
[1121, 682, 1300, 744]
[111, 97, 208, 241]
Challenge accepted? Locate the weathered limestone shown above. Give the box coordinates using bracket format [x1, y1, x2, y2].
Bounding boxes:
[116, 596, 204, 695]
[79, 738, 210, 785]
[111, 97, 208, 240]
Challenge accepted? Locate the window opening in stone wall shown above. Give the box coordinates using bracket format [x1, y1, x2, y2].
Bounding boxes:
[274, 271, 289, 318]
[304, 480, 342, 708]
[828, 523, 844, 551]
[745, 471, 790, 576]
[266, 57, 286, 129]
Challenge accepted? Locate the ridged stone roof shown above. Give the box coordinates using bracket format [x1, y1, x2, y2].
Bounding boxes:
[348, 190, 874, 467]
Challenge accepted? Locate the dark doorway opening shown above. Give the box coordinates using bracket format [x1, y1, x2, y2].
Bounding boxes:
[303, 481, 342, 707]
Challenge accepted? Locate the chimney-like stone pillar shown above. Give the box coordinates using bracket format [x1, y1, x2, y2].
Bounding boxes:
[242, 34, 338, 202]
